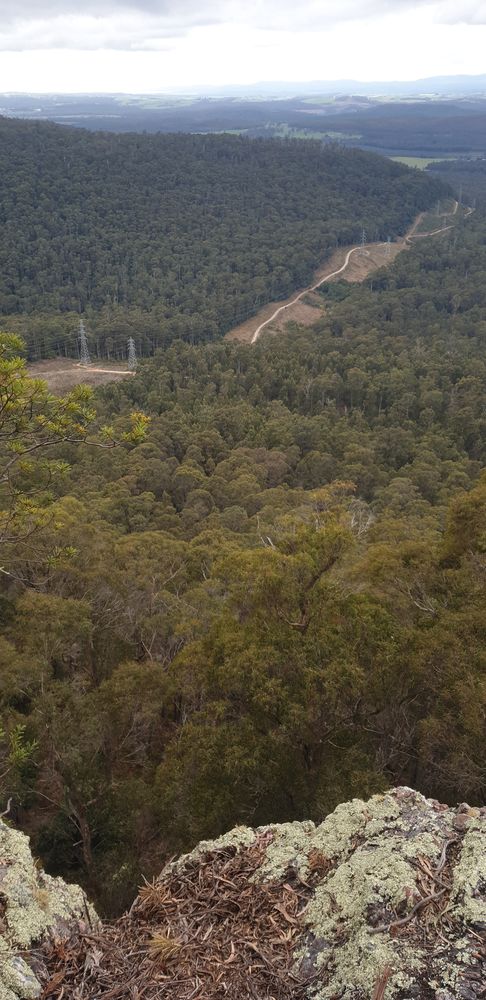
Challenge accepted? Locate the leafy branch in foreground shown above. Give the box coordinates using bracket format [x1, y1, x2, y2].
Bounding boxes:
[0, 332, 149, 560]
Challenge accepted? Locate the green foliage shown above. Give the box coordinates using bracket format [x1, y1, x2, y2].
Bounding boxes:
[0, 332, 97, 558]
[0, 119, 446, 358]
[0, 722, 38, 804]
[0, 129, 483, 920]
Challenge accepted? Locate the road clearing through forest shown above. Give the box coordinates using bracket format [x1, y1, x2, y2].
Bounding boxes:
[250, 246, 364, 343]
[29, 200, 470, 392]
[227, 200, 465, 345]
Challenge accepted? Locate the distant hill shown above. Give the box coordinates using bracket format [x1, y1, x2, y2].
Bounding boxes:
[0, 117, 447, 359]
[2, 87, 486, 159]
[183, 74, 486, 97]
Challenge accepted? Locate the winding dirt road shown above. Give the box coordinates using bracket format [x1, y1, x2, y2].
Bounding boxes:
[251, 246, 367, 343]
[249, 200, 464, 344]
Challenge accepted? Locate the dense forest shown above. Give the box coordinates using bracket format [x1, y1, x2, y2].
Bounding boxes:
[0, 118, 447, 358]
[1, 195, 485, 916]
[294, 101, 486, 155]
[429, 156, 486, 208]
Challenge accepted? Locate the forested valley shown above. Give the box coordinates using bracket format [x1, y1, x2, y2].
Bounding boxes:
[1, 135, 485, 916]
[0, 117, 446, 359]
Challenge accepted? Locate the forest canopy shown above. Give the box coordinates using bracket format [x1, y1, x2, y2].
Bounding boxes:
[1, 197, 485, 915]
[0, 118, 447, 359]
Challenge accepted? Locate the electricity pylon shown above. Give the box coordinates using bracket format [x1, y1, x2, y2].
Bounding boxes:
[127, 337, 137, 371]
[79, 320, 91, 366]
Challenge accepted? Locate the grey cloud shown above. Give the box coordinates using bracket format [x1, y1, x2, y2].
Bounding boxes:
[0, 20, 184, 52]
[0, 0, 215, 18]
[1, 1, 484, 52]
[0, 1, 225, 50]
[0, 0, 427, 25]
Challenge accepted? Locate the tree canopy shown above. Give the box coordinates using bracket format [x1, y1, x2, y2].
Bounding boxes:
[0, 118, 447, 358]
[0, 195, 485, 914]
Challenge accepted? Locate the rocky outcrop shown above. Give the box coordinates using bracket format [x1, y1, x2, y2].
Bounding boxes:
[0, 820, 96, 1000]
[3, 788, 486, 999]
[159, 787, 485, 1000]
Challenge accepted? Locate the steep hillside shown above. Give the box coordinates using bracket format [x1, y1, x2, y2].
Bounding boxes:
[0, 118, 446, 357]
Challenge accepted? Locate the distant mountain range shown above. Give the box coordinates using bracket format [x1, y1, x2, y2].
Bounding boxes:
[3, 74, 486, 104]
[174, 75, 486, 98]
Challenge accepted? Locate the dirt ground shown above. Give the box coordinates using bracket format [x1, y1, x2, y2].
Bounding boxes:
[225, 238, 406, 344]
[26, 358, 135, 394]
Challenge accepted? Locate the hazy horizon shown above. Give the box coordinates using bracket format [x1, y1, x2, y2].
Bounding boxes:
[3, 72, 486, 100]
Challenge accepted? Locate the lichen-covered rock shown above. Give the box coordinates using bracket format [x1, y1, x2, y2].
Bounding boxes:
[165, 787, 486, 999]
[15, 788, 486, 1000]
[0, 820, 97, 1000]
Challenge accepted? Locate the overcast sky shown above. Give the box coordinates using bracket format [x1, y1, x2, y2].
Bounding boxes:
[0, 0, 486, 92]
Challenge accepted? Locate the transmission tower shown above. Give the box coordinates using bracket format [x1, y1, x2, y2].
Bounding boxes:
[359, 227, 367, 254]
[78, 320, 91, 366]
[436, 200, 441, 217]
[458, 184, 463, 207]
[385, 236, 391, 257]
[127, 337, 137, 371]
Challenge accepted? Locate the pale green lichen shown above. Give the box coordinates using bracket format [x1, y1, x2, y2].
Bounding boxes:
[306, 838, 421, 939]
[306, 797, 370, 862]
[254, 791, 449, 885]
[449, 820, 486, 925]
[156, 789, 485, 999]
[297, 793, 484, 999]
[309, 929, 420, 999]
[0, 821, 97, 999]
[301, 833, 440, 997]
[0, 953, 40, 1000]
[252, 797, 384, 886]
[256, 820, 316, 881]
[435, 933, 479, 992]
[401, 831, 440, 860]
[0, 828, 93, 949]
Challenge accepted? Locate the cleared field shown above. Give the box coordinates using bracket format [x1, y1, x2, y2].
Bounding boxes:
[390, 156, 450, 169]
[26, 359, 134, 394]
